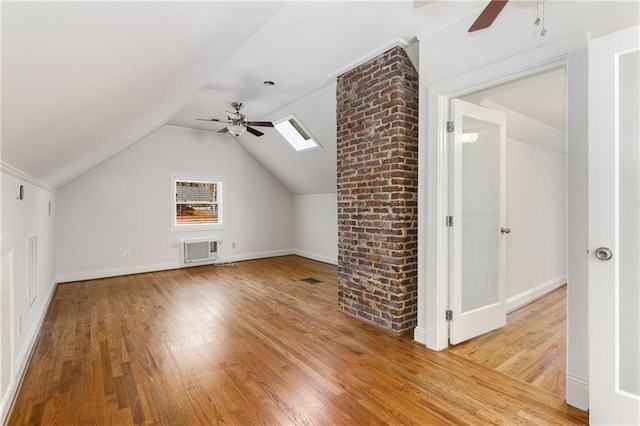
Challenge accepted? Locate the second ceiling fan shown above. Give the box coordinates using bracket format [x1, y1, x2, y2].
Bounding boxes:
[468, 0, 509, 33]
[197, 102, 273, 137]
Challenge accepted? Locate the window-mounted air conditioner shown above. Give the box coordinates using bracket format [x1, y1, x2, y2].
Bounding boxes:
[182, 237, 219, 264]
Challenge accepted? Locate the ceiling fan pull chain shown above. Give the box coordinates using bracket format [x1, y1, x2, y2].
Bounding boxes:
[534, 1, 541, 25]
[540, 0, 547, 36]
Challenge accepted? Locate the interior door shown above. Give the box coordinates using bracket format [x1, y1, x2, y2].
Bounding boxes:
[588, 25, 640, 425]
[449, 99, 507, 344]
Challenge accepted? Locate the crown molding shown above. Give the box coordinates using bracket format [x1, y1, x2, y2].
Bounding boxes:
[1, 162, 57, 193]
[327, 38, 412, 79]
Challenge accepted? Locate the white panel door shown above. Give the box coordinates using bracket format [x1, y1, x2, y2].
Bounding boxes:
[450, 99, 507, 344]
[588, 25, 640, 426]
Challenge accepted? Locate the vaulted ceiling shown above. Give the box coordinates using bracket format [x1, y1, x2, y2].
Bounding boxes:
[2, 1, 638, 193]
[1, 1, 479, 190]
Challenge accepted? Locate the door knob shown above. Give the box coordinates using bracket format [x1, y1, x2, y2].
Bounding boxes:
[595, 247, 613, 261]
[500, 227, 511, 234]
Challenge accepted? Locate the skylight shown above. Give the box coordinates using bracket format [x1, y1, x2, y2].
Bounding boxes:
[274, 115, 320, 152]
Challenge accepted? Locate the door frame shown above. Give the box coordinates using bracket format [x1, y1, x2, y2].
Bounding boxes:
[415, 33, 590, 409]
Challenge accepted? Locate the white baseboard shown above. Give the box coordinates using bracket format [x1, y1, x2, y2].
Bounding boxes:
[413, 325, 447, 351]
[57, 261, 182, 283]
[56, 250, 298, 283]
[292, 249, 337, 265]
[566, 373, 589, 410]
[218, 249, 294, 263]
[413, 326, 428, 345]
[506, 275, 567, 313]
[424, 325, 449, 351]
[1, 280, 57, 424]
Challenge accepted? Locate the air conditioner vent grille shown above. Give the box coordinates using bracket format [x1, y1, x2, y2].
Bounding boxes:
[182, 238, 218, 264]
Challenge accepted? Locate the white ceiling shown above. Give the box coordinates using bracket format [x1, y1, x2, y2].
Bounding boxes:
[1, 1, 286, 188]
[1, 1, 480, 190]
[2, 1, 638, 193]
[166, 1, 480, 130]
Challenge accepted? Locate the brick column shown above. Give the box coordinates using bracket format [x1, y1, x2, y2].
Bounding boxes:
[336, 46, 419, 332]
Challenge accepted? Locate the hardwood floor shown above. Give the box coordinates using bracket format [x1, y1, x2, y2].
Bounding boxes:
[448, 285, 568, 398]
[7, 256, 587, 425]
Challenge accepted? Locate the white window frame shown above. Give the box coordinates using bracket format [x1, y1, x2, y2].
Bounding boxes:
[171, 175, 224, 232]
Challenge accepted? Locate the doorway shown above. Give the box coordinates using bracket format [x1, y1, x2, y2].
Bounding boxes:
[417, 38, 590, 408]
[446, 66, 568, 394]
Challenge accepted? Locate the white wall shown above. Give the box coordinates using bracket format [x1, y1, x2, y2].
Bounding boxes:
[293, 194, 337, 265]
[506, 140, 567, 310]
[1, 165, 57, 423]
[456, 97, 568, 311]
[475, 101, 568, 310]
[56, 126, 294, 281]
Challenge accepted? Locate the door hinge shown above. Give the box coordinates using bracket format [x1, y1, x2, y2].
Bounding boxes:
[446, 121, 454, 132]
[446, 216, 453, 227]
[446, 310, 453, 321]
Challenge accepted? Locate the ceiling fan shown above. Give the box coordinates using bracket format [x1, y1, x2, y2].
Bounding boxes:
[468, 0, 509, 33]
[196, 102, 274, 137]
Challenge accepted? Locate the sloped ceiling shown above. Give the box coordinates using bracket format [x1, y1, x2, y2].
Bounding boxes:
[1, 0, 479, 191]
[465, 67, 567, 131]
[1, 2, 286, 188]
[2, 1, 638, 194]
[462, 67, 568, 154]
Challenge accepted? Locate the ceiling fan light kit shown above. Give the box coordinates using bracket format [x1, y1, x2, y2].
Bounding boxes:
[227, 124, 247, 137]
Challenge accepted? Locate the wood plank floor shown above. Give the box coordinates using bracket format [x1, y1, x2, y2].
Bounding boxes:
[7, 256, 587, 425]
[448, 285, 567, 398]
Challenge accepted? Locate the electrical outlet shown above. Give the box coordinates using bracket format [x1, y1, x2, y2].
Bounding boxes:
[123, 250, 131, 259]
[18, 316, 22, 334]
[259, 239, 264, 247]
[232, 242, 236, 249]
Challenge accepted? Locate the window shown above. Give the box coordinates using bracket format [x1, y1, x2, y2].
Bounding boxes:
[274, 114, 321, 152]
[172, 176, 223, 231]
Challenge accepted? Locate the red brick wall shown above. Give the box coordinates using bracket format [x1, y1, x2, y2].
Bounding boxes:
[336, 46, 419, 332]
